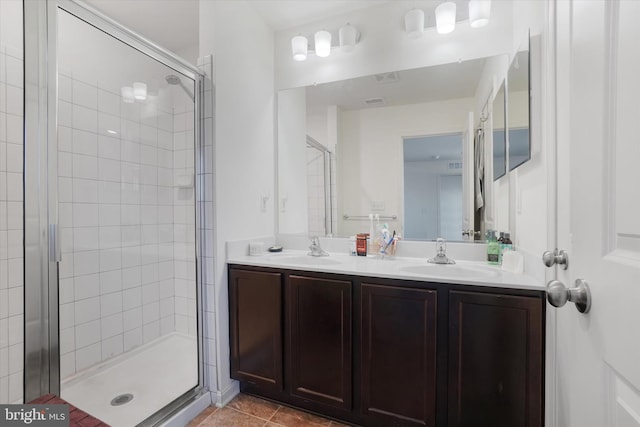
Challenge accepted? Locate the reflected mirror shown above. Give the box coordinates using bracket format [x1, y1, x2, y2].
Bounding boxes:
[508, 38, 531, 171]
[493, 83, 506, 181]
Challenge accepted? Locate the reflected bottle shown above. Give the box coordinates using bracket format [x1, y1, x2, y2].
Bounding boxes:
[486, 230, 500, 265]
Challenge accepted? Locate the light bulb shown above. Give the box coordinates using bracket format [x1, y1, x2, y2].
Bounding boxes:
[469, 0, 491, 28]
[404, 9, 424, 39]
[436, 2, 457, 35]
[291, 35, 308, 61]
[339, 23, 357, 52]
[314, 30, 332, 58]
[133, 82, 147, 101]
[121, 86, 134, 103]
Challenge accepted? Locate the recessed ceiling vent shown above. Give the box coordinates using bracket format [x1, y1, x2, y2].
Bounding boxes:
[373, 71, 399, 84]
[364, 97, 386, 107]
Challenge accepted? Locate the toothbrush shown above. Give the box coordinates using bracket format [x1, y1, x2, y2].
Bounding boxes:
[382, 230, 396, 253]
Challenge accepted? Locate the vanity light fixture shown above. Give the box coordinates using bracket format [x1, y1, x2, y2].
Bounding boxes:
[404, 9, 425, 39]
[121, 86, 134, 103]
[314, 30, 332, 57]
[291, 35, 308, 61]
[290, 24, 360, 61]
[469, 0, 491, 28]
[435, 1, 457, 34]
[133, 82, 147, 101]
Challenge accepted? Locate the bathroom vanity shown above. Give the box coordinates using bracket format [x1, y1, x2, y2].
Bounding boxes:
[228, 253, 544, 427]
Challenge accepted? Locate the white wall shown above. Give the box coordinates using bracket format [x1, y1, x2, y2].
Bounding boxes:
[0, 0, 23, 405]
[277, 88, 308, 234]
[199, 0, 275, 403]
[338, 97, 473, 237]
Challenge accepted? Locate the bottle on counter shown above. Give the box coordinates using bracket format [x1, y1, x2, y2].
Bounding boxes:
[486, 230, 500, 265]
[500, 232, 513, 264]
[349, 236, 357, 256]
[356, 233, 369, 256]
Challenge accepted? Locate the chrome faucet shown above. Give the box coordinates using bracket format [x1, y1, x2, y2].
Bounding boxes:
[308, 236, 329, 257]
[427, 238, 455, 264]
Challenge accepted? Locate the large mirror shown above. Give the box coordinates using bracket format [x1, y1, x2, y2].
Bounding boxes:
[277, 26, 530, 242]
[508, 38, 531, 171]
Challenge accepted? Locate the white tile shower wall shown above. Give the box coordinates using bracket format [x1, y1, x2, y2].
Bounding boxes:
[58, 71, 189, 379]
[0, 0, 24, 405]
[198, 55, 217, 394]
[173, 99, 197, 337]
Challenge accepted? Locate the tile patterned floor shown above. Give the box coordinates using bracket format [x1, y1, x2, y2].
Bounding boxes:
[187, 394, 350, 427]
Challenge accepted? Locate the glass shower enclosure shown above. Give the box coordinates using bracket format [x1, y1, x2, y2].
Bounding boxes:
[24, 1, 204, 425]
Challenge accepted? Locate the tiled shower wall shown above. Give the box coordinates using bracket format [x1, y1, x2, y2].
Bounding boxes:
[0, 0, 24, 404]
[58, 71, 196, 379]
[172, 101, 197, 336]
[306, 143, 337, 237]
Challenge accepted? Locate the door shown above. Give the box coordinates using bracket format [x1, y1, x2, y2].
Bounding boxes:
[360, 283, 437, 426]
[554, 1, 640, 426]
[462, 112, 475, 237]
[438, 174, 463, 241]
[24, 0, 204, 422]
[287, 275, 352, 410]
[448, 290, 543, 427]
[229, 269, 283, 392]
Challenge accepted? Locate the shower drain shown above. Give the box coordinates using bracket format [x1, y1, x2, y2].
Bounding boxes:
[110, 393, 134, 406]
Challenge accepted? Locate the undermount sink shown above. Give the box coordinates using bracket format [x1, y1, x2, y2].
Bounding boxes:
[268, 256, 342, 266]
[400, 263, 500, 278]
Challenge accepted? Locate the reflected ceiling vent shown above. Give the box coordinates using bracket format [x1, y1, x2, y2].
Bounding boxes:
[373, 72, 399, 84]
[364, 97, 386, 107]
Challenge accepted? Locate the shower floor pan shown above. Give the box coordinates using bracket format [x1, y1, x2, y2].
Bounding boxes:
[61, 332, 198, 427]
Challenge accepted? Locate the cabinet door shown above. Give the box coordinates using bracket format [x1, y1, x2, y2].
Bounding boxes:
[448, 290, 544, 427]
[287, 275, 352, 410]
[229, 269, 283, 392]
[360, 283, 438, 426]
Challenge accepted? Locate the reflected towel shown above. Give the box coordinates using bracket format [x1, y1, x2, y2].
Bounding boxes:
[474, 128, 485, 210]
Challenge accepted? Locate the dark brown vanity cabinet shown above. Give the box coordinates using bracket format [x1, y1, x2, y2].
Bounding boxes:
[229, 269, 283, 392]
[360, 283, 439, 427]
[448, 290, 544, 427]
[286, 275, 352, 411]
[228, 265, 545, 427]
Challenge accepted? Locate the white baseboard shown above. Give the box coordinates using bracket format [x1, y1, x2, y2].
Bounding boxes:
[213, 380, 240, 407]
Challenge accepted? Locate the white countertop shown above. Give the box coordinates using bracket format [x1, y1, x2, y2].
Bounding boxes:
[228, 250, 545, 291]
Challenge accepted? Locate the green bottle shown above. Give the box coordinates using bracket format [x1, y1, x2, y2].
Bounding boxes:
[486, 230, 500, 265]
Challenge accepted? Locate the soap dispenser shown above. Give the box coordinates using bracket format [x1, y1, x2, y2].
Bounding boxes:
[486, 230, 500, 265]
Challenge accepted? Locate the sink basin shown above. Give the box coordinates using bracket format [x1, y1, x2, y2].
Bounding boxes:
[400, 263, 499, 279]
[268, 256, 342, 266]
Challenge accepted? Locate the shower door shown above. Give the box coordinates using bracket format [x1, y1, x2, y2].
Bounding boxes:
[24, 1, 204, 425]
[306, 136, 333, 237]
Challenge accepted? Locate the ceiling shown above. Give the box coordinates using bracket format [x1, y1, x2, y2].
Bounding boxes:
[83, 0, 391, 55]
[84, 0, 200, 54]
[404, 134, 463, 162]
[249, 0, 390, 31]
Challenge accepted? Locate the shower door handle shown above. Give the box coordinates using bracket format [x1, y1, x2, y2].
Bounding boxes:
[49, 224, 61, 262]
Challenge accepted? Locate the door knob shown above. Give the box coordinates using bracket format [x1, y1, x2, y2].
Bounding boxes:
[542, 249, 569, 270]
[546, 278, 591, 314]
